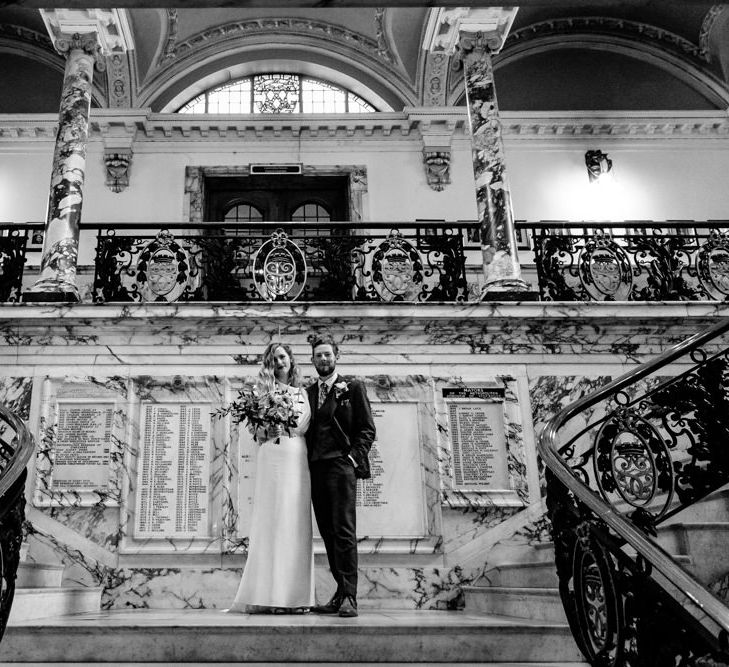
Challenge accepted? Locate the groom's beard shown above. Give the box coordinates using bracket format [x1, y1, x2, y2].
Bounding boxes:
[315, 361, 336, 377]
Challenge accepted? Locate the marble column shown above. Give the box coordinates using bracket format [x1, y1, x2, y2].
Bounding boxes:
[24, 33, 98, 302]
[460, 32, 529, 298]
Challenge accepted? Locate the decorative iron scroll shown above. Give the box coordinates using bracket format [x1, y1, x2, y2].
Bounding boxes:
[525, 222, 729, 302]
[547, 472, 728, 667]
[0, 230, 29, 303]
[252, 229, 307, 301]
[543, 323, 729, 665]
[92, 223, 468, 303]
[0, 472, 26, 643]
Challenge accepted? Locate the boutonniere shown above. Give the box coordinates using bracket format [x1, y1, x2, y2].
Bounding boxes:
[333, 381, 350, 399]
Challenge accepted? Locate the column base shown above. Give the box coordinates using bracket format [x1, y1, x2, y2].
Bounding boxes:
[23, 279, 80, 303]
[480, 279, 540, 302]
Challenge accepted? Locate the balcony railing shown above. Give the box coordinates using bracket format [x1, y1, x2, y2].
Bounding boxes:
[4, 220, 729, 304]
[519, 220, 729, 302]
[1, 221, 470, 303]
[0, 226, 31, 303]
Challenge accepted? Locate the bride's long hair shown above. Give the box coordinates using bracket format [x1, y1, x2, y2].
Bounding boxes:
[257, 342, 302, 392]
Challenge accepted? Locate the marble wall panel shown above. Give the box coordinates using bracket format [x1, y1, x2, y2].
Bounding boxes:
[120, 376, 226, 556]
[0, 376, 33, 420]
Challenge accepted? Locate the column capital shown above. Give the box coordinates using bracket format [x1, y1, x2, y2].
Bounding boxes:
[40, 9, 134, 57]
[423, 7, 518, 56]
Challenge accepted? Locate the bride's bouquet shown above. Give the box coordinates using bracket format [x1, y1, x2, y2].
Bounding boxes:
[217, 385, 299, 444]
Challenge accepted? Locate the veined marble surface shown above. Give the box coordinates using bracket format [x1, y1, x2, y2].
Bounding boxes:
[6, 302, 727, 610]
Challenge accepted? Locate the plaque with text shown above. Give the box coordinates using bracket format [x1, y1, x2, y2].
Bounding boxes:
[52, 403, 113, 492]
[447, 399, 508, 490]
[237, 401, 425, 538]
[135, 403, 211, 539]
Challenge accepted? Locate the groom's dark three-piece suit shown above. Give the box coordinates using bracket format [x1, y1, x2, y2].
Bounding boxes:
[306, 376, 376, 607]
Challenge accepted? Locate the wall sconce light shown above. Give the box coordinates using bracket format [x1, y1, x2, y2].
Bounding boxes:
[585, 150, 613, 184]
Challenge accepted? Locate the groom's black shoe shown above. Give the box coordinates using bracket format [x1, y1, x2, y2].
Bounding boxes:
[338, 596, 358, 618]
[312, 592, 344, 614]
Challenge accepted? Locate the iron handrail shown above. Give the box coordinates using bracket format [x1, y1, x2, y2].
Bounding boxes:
[0, 402, 34, 501]
[537, 317, 729, 638]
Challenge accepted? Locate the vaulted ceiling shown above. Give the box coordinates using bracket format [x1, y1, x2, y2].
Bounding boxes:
[1, 4, 728, 113]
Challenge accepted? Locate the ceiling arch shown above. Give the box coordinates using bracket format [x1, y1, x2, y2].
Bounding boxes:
[447, 23, 729, 109]
[137, 19, 417, 111]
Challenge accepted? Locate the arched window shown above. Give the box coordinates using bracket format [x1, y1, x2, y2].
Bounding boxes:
[291, 203, 331, 222]
[224, 203, 264, 222]
[179, 74, 376, 114]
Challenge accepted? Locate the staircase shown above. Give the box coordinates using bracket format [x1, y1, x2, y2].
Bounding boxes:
[9, 561, 102, 623]
[2, 496, 726, 663]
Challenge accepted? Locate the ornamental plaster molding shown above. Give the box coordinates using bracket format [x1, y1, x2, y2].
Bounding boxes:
[424, 7, 518, 55]
[172, 18, 389, 66]
[138, 17, 417, 109]
[158, 9, 178, 65]
[506, 17, 707, 64]
[40, 9, 134, 56]
[699, 5, 727, 63]
[0, 24, 55, 53]
[1, 110, 729, 144]
[374, 8, 396, 65]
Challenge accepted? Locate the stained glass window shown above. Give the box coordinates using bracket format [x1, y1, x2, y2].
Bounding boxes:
[179, 75, 375, 114]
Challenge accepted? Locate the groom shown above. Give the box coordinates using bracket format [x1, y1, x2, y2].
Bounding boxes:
[306, 333, 376, 618]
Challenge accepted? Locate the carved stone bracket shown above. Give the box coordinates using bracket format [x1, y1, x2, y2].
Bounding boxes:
[103, 133, 134, 193]
[104, 150, 132, 193]
[423, 150, 451, 191]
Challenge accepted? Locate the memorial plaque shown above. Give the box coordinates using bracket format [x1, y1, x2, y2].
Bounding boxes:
[355, 402, 424, 536]
[135, 403, 211, 539]
[238, 401, 426, 539]
[447, 398, 508, 490]
[52, 403, 113, 491]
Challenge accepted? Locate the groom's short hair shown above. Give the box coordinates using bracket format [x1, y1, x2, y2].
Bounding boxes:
[310, 333, 339, 355]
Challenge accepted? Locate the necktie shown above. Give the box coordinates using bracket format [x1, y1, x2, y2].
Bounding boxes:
[318, 382, 328, 409]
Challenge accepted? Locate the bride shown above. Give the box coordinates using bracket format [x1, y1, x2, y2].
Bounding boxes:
[228, 342, 314, 613]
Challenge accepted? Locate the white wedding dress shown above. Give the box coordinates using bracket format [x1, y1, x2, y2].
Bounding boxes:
[229, 384, 315, 611]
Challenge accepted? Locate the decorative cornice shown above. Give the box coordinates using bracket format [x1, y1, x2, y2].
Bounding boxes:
[173, 18, 388, 65]
[506, 17, 706, 64]
[699, 5, 726, 63]
[2, 110, 729, 143]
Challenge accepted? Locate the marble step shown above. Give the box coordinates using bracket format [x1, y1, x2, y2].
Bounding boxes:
[481, 561, 559, 588]
[1, 609, 586, 663]
[464, 587, 567, 623]
[659, 522, 729, 584]
[8, 587, 103, 622]
[15, 562, 65, 589]
[662, 486, 729, 525]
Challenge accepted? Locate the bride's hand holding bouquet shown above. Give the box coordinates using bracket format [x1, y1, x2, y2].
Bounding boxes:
[216, 341, 302, 444]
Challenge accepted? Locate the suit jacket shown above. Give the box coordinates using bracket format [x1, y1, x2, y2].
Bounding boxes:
[306, 376, 376, 479]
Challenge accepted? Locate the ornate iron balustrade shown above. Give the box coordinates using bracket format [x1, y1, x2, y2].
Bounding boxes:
[0, 403, 35, 643]
[0, 224, 32, 303]
[518, 221, 729, 302]
[92, 222, 469, 303]
[538, 319, 729, 666]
